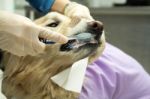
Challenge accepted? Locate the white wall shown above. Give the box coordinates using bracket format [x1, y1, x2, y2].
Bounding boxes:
[87, 0, 126, 7]
[0, 0, 15, 12]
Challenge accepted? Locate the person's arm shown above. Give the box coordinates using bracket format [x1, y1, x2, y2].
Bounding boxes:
[51, 0, 70, 13]
[27, 0, 93, 20]
[26, 0, 69, 13]
[26, 0, 55, 13]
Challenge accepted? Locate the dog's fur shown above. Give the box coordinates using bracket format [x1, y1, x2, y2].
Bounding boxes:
[1, 12, 105, 99]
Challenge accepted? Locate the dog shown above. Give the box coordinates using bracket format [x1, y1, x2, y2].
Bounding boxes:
[0, 12, 105, 99]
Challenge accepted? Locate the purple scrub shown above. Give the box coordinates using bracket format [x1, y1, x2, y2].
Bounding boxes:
[79, 43, 150, 99]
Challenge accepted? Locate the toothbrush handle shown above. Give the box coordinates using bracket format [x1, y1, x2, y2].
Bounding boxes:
[39, 38, 56, 44]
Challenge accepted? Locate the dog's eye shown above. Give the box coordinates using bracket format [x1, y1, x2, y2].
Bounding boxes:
[47, 21, 59, 27]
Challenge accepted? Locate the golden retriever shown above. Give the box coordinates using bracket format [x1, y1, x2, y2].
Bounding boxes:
[0, 12, 105, 99]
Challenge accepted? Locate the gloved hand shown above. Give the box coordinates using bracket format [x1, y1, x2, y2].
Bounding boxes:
[64, 2, 93, 20]
[0, 11, 68, 56]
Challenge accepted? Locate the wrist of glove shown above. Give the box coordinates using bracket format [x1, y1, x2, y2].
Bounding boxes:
[64, 2, 93, 20]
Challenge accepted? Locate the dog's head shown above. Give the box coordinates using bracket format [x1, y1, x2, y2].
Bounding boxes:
[1, 12, 105, 99]
[35, 12, 105, 65]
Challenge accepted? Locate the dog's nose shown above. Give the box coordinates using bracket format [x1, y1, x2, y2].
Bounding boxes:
[87, 21, 103, 32]
[87, 21, 103, 41]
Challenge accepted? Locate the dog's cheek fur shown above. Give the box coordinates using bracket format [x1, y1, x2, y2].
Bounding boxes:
[88, 33, 106, 64]
[2, 53, 79, 99]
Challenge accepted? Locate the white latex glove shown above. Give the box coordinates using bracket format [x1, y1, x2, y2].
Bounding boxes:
[0, 11, 68, 56]
[64, 2, 93, 20]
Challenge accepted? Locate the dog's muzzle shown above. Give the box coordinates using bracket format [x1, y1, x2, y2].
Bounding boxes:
[60, 21, 103, 51]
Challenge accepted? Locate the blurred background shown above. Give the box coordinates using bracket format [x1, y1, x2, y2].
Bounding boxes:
[0, 0, 150, 73]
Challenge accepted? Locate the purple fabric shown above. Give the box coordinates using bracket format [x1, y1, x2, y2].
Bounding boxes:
[79, 43, 150, 99]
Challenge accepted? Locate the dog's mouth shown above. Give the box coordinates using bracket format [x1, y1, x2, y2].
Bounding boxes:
[39, 31, 101, 52]
[60, 32, 99, 51]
